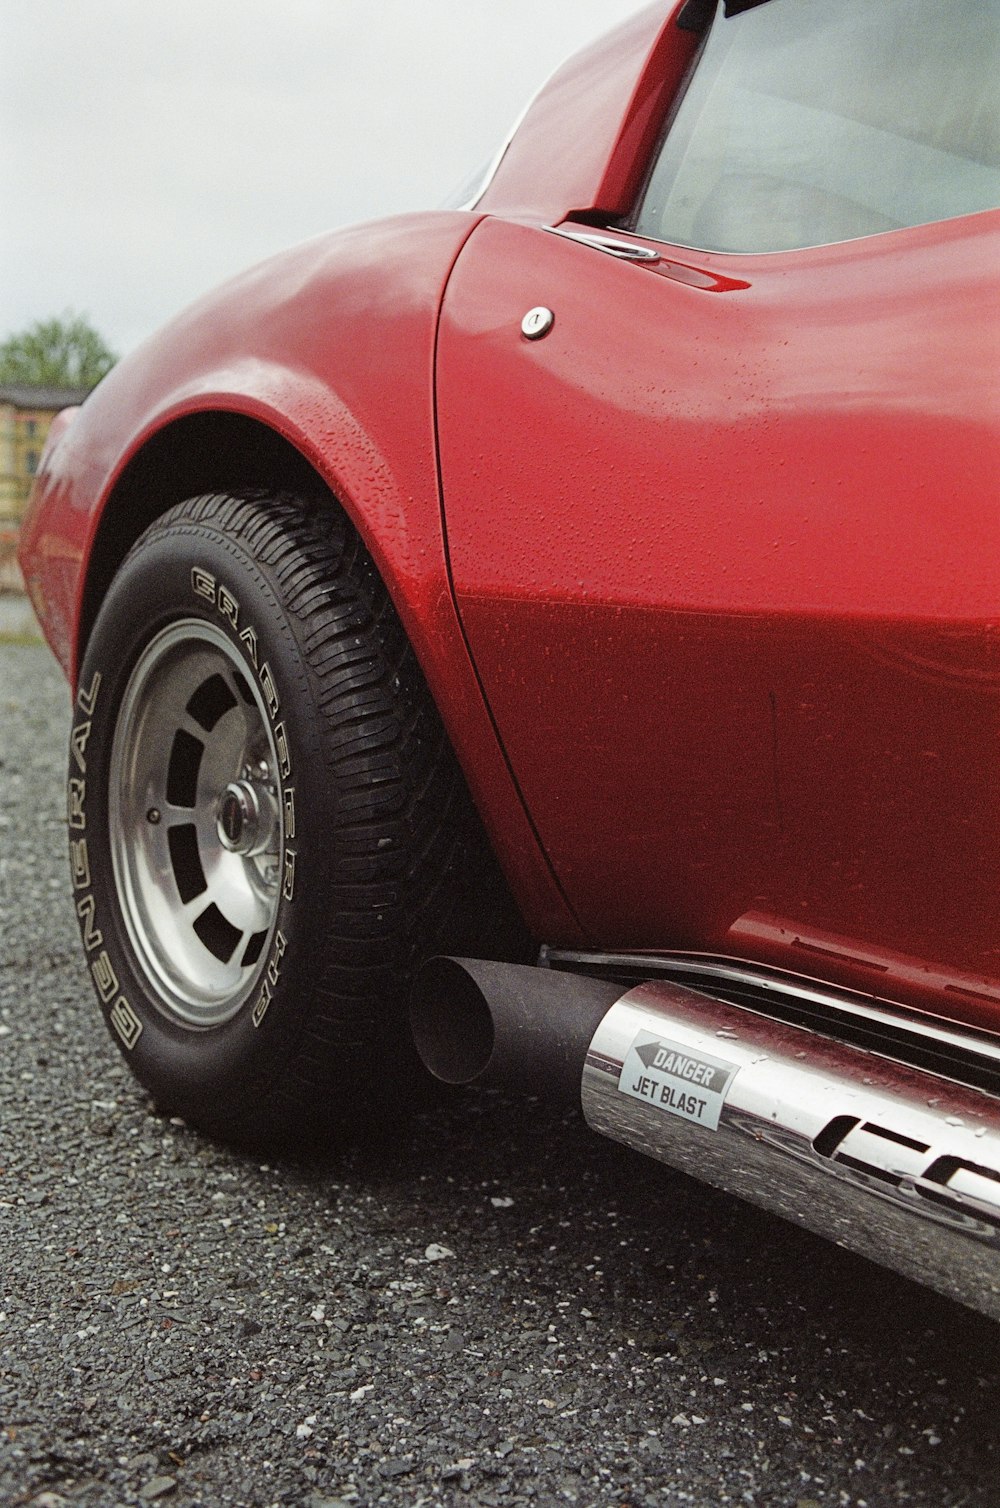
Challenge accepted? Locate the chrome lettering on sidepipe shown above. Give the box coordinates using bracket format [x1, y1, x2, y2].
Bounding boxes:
[582, 981, 1000, 1317]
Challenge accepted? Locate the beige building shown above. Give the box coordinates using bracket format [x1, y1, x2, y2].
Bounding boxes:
[0, 383, 89, 590]
[0, 383, 89, 523]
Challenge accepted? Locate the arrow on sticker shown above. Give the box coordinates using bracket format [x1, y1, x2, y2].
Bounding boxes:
[636, 1041, 666, 1070]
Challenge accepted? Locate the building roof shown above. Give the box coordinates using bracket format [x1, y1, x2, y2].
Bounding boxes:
[0, 383, 92, 410]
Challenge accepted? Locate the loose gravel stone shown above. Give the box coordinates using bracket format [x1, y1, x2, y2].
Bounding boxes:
[2, 640, 1000, 1507]
[140, 1478, 177, 1501]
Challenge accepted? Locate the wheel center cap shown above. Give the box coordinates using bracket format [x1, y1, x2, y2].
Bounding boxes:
[217, 781, 263, 855]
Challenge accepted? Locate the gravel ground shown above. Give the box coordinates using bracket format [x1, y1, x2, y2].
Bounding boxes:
[1, 640, 999, 1508]
[0, 596, 41, 641]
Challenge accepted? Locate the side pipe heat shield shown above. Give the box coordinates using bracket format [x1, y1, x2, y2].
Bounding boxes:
[411, 957, 1000, 1319]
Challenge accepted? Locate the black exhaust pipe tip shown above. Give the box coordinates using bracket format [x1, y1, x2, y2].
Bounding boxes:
[410, 956, 624, 1103]
[410, 957, 497, 1086]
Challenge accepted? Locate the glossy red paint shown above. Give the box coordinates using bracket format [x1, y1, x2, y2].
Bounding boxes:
[476, 3, 697, 223]
[17, 214, 583, 943]
[435, 210, 1000, 1028]
[22, 214, 484, 680]
[18, 1, 1000, 1032]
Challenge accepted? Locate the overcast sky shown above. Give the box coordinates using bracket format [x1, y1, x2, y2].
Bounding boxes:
[2, 1, 646, 359]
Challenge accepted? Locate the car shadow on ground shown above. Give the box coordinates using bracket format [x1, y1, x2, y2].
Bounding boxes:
[291, 1081, 1000, 1478]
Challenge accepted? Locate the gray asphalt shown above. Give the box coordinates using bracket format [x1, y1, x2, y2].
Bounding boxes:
[0, 596, 41, 641]
[1, 640, 998, 1508]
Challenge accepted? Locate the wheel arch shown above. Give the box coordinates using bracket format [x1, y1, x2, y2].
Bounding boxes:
[78, 410, 324, 664]
[22, 208, 582, 942]
[61, 206, 585, 945]
[75, 392, 469, 759]
[75, 402, 579, 949]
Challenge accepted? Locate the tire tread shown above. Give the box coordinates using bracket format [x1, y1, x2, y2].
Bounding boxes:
[123, 488, 526, 1141]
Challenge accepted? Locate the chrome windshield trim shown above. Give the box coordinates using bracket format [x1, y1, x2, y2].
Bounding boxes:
[455, 56, 563, 212]
[544, 226, 662, 262]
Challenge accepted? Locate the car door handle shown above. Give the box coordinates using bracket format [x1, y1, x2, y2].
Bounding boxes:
[545, 226, 661, 263]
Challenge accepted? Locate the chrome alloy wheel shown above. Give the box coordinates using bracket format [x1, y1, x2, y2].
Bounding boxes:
[109, 620, 283, 1027]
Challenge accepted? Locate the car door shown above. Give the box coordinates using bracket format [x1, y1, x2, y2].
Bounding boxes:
[435, 0, 1000, 1018]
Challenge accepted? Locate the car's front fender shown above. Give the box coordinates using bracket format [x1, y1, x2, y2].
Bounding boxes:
[18, 208, 585, 944]
[22, 212, 473, 673]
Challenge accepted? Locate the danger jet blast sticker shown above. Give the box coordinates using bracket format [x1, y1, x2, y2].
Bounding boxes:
[618, 1031, 740, 1131]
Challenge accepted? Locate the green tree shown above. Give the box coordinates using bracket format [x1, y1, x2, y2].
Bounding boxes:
[0, 312, 117, 389]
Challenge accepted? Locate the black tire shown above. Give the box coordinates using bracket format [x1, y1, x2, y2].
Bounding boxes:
[69, 490, 527, 1146]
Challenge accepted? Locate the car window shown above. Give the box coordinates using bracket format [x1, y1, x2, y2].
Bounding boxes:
[634, 0, 1000, 253]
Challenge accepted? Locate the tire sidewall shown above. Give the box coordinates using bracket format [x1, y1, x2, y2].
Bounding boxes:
[71, 510, 334, 1125]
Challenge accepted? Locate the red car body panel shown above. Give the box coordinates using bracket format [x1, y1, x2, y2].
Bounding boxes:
[17, 214, 583, 944]
[22, 214, 484, 684]
[435, 211, 1000, 1030]
[18, 2, 1000, 1031]
[476, 4, 697, 224]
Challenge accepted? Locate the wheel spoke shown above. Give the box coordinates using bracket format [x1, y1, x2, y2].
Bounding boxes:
[109, 619, 281, 1027]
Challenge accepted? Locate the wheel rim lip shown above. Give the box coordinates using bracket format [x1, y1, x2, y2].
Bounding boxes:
[109, 619, 282, 1029]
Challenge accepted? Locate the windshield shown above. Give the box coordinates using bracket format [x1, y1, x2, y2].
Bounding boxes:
[636, 0, 1000, 253]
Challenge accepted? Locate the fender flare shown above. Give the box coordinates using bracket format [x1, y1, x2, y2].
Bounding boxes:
[22, 211, 583, 944]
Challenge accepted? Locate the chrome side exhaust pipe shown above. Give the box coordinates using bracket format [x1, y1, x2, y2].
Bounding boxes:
[410, 958, 1000, 1320]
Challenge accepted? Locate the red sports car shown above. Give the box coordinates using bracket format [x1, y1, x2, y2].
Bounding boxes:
[19, 0, 1000, 1319]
